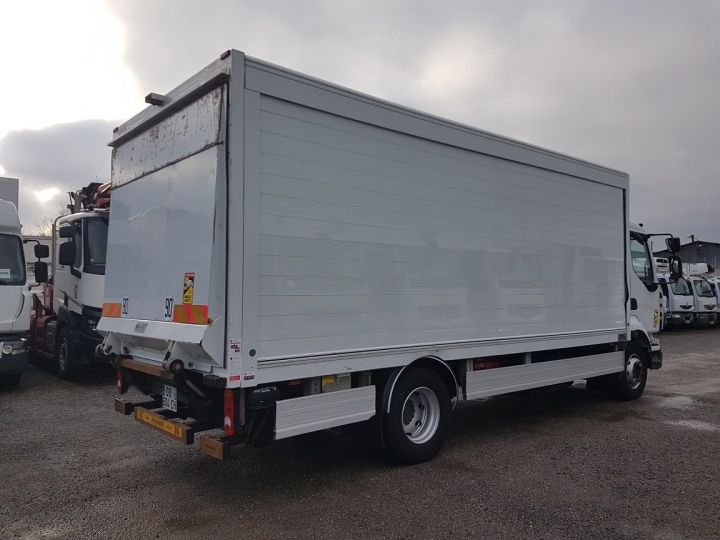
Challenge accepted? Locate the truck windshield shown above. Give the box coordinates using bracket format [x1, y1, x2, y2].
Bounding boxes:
[693, 279, 715, 298]
[84, 217, 108, 275]
[671, 277, 691, 296]
[0, 233, 25, 285]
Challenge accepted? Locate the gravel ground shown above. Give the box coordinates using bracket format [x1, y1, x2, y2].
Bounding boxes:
[1, 330, 719, 539]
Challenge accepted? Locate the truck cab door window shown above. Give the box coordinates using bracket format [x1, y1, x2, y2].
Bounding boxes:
[630, 237, 652, 283]
[84, 218, 108, 275]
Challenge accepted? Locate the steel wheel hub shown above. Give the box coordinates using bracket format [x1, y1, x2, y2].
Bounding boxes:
[402, 387, 440, 444]
[58, 342, 68, 371]
[626, 354, 644, 390]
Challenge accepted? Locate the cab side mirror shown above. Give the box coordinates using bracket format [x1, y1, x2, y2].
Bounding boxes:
[668, 255, 683, 280]
[34, 261, 48, 283]
[58, 242, 76, 266]
[34, 244, 49, 259]
[666, 237, 681, 254]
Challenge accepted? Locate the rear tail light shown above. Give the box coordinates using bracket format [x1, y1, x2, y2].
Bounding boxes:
[116, 370, 128, 394]
[224, 389, 235, 438]
[473, 358, 500, 370]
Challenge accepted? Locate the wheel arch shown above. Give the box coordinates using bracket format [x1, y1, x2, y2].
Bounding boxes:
[381, 356, 458, 414]
[627, 317, 653, 370]
[55, 305, 75, 330]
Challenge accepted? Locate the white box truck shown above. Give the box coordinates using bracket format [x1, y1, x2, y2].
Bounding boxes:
[100, 50, 682, 463]
[0, 177, 19, 208]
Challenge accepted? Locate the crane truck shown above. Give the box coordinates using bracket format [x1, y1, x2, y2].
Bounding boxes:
[30, 182, 112, 377]
[101, 50, 682, 463]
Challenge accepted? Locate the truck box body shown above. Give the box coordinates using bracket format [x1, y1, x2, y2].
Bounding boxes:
[100, 51, 629, 391]
[0, 177, 19, 208]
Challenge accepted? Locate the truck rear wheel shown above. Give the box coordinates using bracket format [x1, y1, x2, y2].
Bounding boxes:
[614, 342, 648, 401]
[383, 368, 451, 464]
[56, 328, 74, 379]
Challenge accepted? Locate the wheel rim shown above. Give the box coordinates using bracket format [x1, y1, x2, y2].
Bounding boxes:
[58, 339, 68, 373]
[625, 354, 644, 390]
[402, 387, 440, 444]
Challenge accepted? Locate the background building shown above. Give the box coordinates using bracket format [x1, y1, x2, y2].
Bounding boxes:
[655, 240, 720, 272]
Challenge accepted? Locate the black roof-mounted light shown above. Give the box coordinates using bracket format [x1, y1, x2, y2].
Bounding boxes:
[145, 93, 166, 106]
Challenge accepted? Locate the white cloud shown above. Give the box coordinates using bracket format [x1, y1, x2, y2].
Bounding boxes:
[0, 120, 115, 230]
[0, 0, 141, 140]
[34, 187, 60, 204]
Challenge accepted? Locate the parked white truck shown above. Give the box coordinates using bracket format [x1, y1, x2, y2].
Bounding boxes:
[0, 180, 32, 386]
[30, 183, 111, 378]
[659, 276, 695, 328]
[687, 276, 718, 328]
[101, 51, 682, 463]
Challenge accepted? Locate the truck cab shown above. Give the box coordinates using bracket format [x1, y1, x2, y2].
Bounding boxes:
[706, 277, 720, 307]
[0, 199, 31, 386]
[687, 276, 718, 328]
[30, 183, 111, 377]
[659, 276, 694, 328]
[628, 224, 665, 368]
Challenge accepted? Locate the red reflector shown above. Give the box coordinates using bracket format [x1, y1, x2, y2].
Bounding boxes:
[224, 389, 235, 438]
[473, 358, 500, 370]
[117, 370, 128, 394]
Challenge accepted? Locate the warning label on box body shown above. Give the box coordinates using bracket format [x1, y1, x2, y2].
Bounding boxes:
[183, 273, 195, 304]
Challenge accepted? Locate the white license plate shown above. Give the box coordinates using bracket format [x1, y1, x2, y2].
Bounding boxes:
[162, 385, 178, 412]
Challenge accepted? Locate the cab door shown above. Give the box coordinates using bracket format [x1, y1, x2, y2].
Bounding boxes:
[629, 233, 660, 333]
[53, 220, 83, 316]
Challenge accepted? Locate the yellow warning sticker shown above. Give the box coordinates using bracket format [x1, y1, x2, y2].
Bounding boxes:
[183, 273, 195, 304]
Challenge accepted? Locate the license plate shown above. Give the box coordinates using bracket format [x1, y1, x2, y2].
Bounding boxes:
[162, 385, 177, 412]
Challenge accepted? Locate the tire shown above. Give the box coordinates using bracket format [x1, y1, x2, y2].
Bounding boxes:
[383, 368, 451, 465]
[693, 316, 710, 330]
[614, 342, 648, 401]
[55, 328, 74, 379]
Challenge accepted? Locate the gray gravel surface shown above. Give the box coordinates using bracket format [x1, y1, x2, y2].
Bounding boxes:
[1, 330, 719, 539]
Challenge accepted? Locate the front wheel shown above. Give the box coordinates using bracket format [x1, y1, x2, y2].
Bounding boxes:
[56, 329, 74, 380]
[614, 342, 648, 401]
[383, 368, 451, 464]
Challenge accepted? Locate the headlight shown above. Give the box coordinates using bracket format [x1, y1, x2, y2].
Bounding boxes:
[1, 340, 26, 355]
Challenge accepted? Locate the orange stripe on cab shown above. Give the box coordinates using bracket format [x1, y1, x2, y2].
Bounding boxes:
[173, 304, 209, 325]
[102, 302, 122, 318]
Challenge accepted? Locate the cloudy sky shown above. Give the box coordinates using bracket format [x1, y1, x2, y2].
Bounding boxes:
[0, 0, 718, 240]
